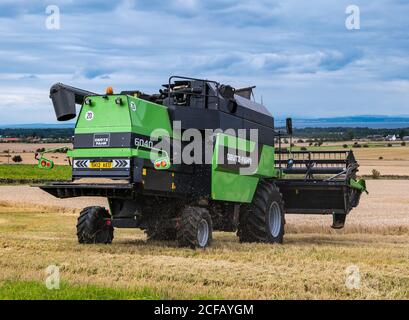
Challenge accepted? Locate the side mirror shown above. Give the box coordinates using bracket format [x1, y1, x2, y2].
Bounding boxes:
[286, 118, 293, 135]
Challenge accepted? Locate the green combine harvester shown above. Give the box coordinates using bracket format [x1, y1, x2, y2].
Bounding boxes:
[38, 76, 367, 248]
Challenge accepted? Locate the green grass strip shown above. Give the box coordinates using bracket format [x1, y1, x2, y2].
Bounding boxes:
[0, 280, 164, 300]
[0, 164, 71, 181]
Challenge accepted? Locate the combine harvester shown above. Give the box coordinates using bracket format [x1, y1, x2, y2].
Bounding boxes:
[37, 76, 367, 248]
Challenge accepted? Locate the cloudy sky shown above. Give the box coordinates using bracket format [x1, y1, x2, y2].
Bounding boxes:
[0, 0, 408, 124]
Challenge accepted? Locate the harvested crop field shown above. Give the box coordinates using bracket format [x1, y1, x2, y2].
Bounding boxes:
[0, 143, 71, 165]
[353, 146, 409, 176]
[0, 180, 408, 299]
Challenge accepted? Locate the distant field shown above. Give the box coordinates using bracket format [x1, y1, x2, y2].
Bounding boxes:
[0, 143, 70, 165]
[0, 164, 71, 181]
[1, 141, 409, 178]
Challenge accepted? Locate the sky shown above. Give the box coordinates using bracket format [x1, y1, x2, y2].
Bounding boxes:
[0, 0, 408, 124]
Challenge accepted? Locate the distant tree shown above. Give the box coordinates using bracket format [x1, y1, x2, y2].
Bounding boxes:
[399, 129, 407, 140]
[12, 155, 22, 163]
[401, 142, 406, 147]
[343, 144, 348, 148]
[372, 169, 381, 179]
[345, 129, 355, 140]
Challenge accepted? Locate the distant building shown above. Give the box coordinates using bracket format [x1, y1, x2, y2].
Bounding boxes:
[385, 134, 397, 141]
[402, 136, 409, 141]
[0, 137, 21, 143]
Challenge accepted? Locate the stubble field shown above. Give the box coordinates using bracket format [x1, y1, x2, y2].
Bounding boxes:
[0, 142, 408, 299]
[0, 180, 408, 300]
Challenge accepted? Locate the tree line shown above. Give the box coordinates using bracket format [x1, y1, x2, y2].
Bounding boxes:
[0, 128, 74, 139]
[290, 127, 409, 140]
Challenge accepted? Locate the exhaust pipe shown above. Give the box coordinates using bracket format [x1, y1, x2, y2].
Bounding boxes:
[49, 83, 96, 121]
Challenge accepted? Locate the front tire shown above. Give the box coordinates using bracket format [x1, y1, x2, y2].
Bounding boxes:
[177, 207, 212, 249]
[77, 206, 114, 244]
[237, 181, 285, 244]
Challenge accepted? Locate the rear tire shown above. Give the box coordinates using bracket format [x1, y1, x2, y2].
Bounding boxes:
[177, 207, 212, 249]
[77, 206, 114, 244]
[237, 181, 285, 244]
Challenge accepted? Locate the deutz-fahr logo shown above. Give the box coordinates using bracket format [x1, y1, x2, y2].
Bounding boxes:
[227, 153, 252, 166]
[93, 133, 110, 147]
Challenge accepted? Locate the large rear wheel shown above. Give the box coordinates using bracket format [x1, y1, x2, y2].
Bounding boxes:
[77, 206, 114, 244]
[177, 206, 212, 249]
[237, 181, 285, 244]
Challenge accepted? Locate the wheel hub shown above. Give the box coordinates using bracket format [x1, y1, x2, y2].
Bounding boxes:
[197, 219, 209, 247]
[268, 202, 282, 238]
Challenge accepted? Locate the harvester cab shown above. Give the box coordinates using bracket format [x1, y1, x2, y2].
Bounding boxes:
[38, 76, 366, 248]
